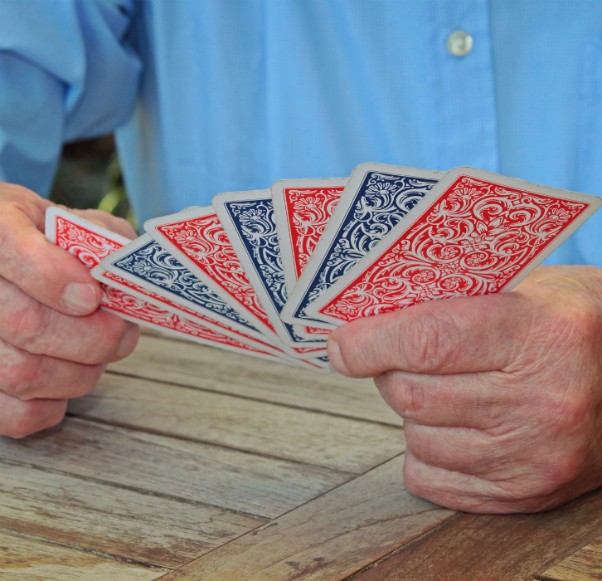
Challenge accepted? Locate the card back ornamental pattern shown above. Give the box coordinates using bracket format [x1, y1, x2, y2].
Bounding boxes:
[294, 171, 439, 319]
[156, 214, 276, 331]
[101, 286, 271, 354]
[319, 175, 591, 321]
[53, 212, 279, 359]
[54, 216, 121, 267]
[225, 198, 308, 343]
[101, 269, 261, 339]
[112, 241, 257, 331]
[53, 216, 146, 317]
[284, 186, 344, 277]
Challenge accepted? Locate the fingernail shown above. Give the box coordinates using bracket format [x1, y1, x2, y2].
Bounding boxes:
[327, 336, 350, 375]
[61, 283, 98, 314]
[116, 325, 140, 359]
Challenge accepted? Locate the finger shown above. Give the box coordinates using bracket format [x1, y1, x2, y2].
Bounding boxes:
[328, 292, 530, 377]
[0, 182, 52, 226]
[403, 421, 520, 476]
[0, 194, 102, 315]
[0, 338, 105, 400]
[0, 391, 67, 439]
[403, 419, 596, 501]
[402, 450, 565, 514]
[402, 450, 513, 513]
[374, 369, 514, 429]
[0, 278, 139, 364]
[70, 207, 137, 240]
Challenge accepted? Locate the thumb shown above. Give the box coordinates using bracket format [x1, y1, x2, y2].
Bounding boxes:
[0, 188, 102, 315]
[327, 293, 527, 377]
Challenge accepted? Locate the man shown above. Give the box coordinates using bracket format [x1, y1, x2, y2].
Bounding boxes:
[1, 0, 601, 513]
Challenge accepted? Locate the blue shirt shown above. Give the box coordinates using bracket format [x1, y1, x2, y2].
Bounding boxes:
[1, 0, 601, 265]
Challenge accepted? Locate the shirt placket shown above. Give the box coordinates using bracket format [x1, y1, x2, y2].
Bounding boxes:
[429, 0, 499, 172]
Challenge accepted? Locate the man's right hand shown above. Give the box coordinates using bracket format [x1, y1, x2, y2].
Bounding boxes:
[0, 182, 139, 438]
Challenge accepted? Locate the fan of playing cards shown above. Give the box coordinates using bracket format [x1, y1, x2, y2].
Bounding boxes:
[46, 163, 601, 371]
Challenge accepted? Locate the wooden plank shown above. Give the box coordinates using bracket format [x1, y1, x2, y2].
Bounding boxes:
[0, 418, 350, 519]
[69, 373, 405, 473]
[0, 462, 264, 568]
[158, 456, 454, 581]
[0, 531, 166, 580]
[109, 334, 402, 426]
[538, 536, 602, 581]
[351, 489, 602, 581]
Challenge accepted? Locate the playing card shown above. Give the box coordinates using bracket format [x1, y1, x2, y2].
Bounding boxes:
[280, 163, 443, 327]
[99, 234, 272, 342]
[144, 206, 279, 341]
[46, 207, 167, 323]
[46, 208, 186, 325]
[46, 207, 303, 363]
[271, 178, 347, 338]
[45, 206, 130, 266]
[99, 284, 293, 363]
[271, 178, 347, 293]
[212, 189, 327, 349]
[307, 167, 602, 325]
[94, 265, 294, 356]
[48, 207, 282, 353]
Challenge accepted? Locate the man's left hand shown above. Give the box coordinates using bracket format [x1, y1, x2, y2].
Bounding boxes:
[327, 265, 602, 513]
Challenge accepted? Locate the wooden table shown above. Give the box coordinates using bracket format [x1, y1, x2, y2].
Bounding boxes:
[1, 333, 601, 580]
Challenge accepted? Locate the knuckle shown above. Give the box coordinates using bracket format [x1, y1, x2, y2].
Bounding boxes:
[1, 182, 34, 198]
[2, 298, 47, 353]
[0, 195, 43, 244]
[1, 354, 43, 399]
[379, 372, 426, 420]
[564, 298, 600, 345]
[401, 309, 459, 372]
[540, 292, 602, 361]
[401, 382, 428, 419]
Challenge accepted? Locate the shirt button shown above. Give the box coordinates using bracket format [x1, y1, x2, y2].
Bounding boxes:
[447, 30, 473, 57]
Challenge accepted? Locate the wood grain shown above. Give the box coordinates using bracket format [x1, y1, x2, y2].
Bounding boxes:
[109, 334, 402, 426]
[0, 532, 166, 580]
[539, 535, 602, 581]
[351, 489, 602, 581]
[159, 456, 454, 581]
[5, 332, 600, 578]
[0, 417, 350, 518]
[0, 461, 263, 568]
[69, 373, 405, 473]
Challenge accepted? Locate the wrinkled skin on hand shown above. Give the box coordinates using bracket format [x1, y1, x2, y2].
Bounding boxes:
[0, 182, 139, 438]
[328, 266, 602, 513]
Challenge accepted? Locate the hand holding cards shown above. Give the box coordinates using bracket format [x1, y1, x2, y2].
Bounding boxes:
[46, 163, 602, 370]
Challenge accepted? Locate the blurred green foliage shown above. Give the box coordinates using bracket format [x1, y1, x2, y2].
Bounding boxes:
[97, 155, 136, 226]
[50, 135, 136, 228]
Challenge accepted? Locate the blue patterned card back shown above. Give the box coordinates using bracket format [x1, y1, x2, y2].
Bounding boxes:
[222, 197, 308, 344]
[290, 168, 440, 321]
[110, 239, 258, 332]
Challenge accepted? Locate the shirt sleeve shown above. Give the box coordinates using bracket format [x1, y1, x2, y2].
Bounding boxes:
[0, 0, 141, 197]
